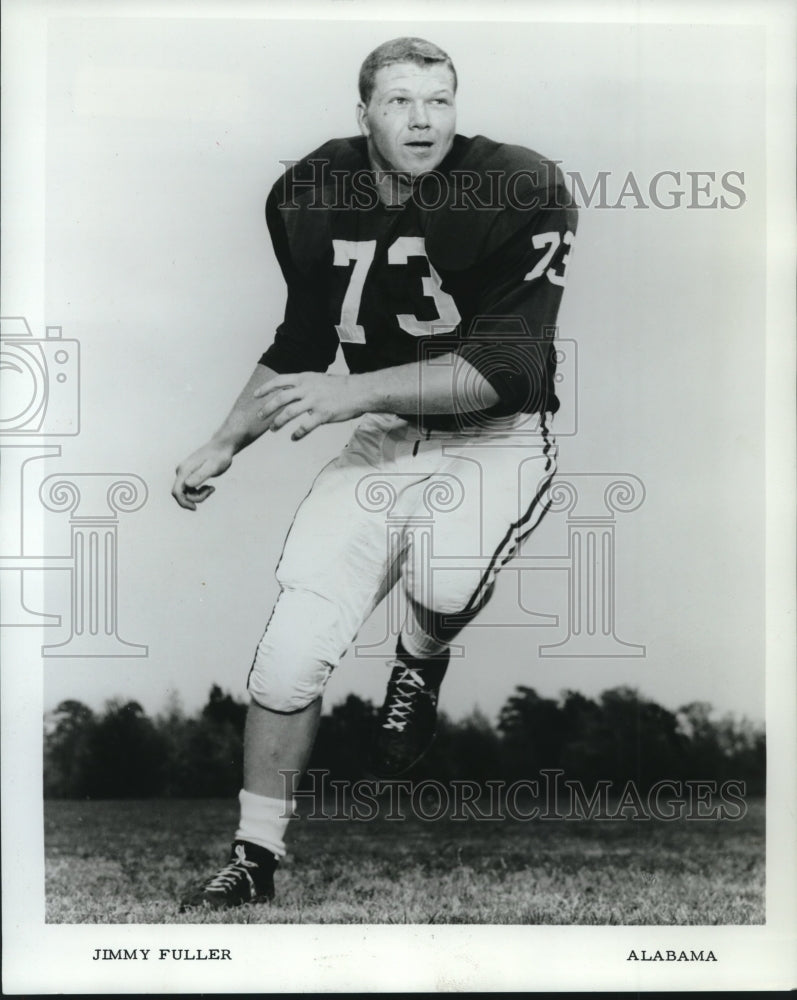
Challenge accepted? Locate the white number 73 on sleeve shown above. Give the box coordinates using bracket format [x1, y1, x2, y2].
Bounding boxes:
[524, 230, 575, 287]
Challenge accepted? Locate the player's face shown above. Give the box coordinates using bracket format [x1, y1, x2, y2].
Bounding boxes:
[357, 62, 456, 177]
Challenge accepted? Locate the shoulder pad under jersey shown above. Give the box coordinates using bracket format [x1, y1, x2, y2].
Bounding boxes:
[267, 136, 368, 272]
[419, 134, 577, 270]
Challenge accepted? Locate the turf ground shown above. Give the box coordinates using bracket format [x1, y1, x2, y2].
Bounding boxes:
[44, 795, 764, 924]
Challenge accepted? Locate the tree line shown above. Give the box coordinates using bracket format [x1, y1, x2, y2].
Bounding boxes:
[43, 684, 765, 799]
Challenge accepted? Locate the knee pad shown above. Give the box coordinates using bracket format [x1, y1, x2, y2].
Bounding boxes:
[247, 587, 344, 712]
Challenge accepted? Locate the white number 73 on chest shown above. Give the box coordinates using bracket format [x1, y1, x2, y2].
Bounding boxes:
[332, 236, 461, 344]
[332, 230, 574, 345]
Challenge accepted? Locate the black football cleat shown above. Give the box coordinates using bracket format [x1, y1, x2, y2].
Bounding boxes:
[371, 644, 449, 777]
[179, 840, 277, 912]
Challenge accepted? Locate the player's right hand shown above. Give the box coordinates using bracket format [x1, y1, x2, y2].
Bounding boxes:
[172, 442, 234, 510]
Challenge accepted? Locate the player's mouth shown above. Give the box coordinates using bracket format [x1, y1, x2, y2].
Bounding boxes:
[404, 140, 435, 152]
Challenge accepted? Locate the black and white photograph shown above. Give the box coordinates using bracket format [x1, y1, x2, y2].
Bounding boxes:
[2, 0, 795, 993]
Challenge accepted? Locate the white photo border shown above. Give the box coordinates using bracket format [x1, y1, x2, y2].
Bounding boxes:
[1, 0, 794, 993]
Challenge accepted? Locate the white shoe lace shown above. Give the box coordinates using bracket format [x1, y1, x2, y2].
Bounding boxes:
[205, 843, 258, 896]
[382, 662, 427, 732]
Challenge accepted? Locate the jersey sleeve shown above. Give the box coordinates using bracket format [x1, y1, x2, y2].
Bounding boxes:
[455, 200, 578, 415]
[257, 188, 339, 374]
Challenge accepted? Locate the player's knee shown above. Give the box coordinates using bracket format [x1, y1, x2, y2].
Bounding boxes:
[247, 651, 329, 712]
[405, 568, 494, 645]
[406, 567, 485, 619]
[247, 589, 341, 712]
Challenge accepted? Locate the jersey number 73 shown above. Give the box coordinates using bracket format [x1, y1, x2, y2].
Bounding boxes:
[332, 230, 575, 345]
[332, 236, 462, 344]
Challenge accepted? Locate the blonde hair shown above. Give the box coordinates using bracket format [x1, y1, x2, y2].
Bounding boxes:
[358, 37, 457, 105]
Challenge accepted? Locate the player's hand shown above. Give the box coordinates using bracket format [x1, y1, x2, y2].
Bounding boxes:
[172, 441, 234, 510]
[254, 373, 368, 441]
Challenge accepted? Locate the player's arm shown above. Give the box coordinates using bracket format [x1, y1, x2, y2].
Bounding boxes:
[173, 185, 339, 510]
[172, 364, 279, 511]
[253, 356, 499, 441]
[355, 356, 500, 415]
[452, 199, 579, 416]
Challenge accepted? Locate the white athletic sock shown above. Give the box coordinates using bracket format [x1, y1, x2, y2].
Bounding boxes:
[235, 789, 295, 859]
[400, 627, 448, 659]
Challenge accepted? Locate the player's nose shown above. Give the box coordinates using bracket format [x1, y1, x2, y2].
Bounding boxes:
[408, 100, 430, 127]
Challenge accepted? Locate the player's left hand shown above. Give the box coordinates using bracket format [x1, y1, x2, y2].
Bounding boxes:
[254, 372, 369, 440]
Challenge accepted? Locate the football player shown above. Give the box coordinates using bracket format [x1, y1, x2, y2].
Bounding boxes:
[173, 36, 578, 909]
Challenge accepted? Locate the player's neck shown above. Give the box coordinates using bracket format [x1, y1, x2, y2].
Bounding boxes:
[364, 143, 415, 206]
[371, 167, 414, 207]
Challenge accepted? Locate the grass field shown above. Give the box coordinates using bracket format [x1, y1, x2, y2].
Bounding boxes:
[44, 796, 765, 925]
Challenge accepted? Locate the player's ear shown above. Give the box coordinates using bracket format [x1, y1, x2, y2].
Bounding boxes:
[356, 101, 370, 138]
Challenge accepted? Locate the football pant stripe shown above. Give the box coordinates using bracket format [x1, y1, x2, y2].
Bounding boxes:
[458, 421, 556, 618]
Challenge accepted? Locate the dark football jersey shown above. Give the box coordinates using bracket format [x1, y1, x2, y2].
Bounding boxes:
[260, 134, 578, 429]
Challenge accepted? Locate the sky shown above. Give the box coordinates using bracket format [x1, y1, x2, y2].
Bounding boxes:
[3, 15, 776, 727]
